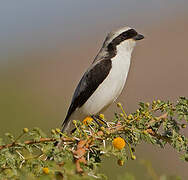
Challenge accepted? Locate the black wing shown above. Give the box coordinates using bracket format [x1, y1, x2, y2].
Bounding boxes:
[62, 59, 112, 131]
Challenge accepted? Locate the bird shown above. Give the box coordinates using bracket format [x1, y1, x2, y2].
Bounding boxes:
[62, 26, 144, 133]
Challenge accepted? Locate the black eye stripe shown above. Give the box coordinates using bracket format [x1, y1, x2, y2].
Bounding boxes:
[106, 28, 138, 59]
[122, 29, 137, 39]
[110, 29, 138, 46]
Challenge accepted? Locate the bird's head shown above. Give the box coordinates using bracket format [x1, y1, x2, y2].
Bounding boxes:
[93, 26, 144, 62]
[104, 26, 144, 53]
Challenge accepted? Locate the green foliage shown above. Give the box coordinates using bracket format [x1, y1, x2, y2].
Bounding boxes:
[0, 97, 188, 180]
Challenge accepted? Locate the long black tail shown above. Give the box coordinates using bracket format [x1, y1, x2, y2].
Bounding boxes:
[61, 116, 70, 133]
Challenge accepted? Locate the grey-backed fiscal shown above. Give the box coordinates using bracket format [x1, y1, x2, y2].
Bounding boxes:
[62, 26, 144, 133]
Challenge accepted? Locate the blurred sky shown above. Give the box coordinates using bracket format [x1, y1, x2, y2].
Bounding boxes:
[0, 0, 188, 61]
[0, 1, 188, 179]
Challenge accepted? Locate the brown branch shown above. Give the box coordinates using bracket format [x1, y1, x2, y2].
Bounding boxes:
[146, 113, 168, 128]
[72, 113, 170, 173]
[0, 137, 75, 150]
[0, 113, 169, 152]
[0, 112, 170, 172]
[73, 138, 93, 173]
[0, 113, 168, 151]
[145, 113, 172, 144]
[97, 113, 171, 145]
[152, 133, 172, 144]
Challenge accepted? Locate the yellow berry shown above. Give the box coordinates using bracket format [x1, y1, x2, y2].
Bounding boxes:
[43, 167, 49, 174]
[178, 137, 182, 142]
[82, 116, 93, 125]
[146, 102, 150, 107]
[128, 114, 133, 120]
[100, 126, 105, 131]
[153, 100, 156, 104]
[51, 129, 56, 134]
[23, 128, 29, 133]
[145, 112, 150, 117]
[117, 159, 124, 166]
[72, 120, 77, 124]
[112, 137, 126, 150]
[55, 128, 61, 133]
[157, 100, 161, 104]
[181, 124, 186, 128]
[120, 113, 124, 117]
[131, 155, 136, 160]
[143, 130, 148, 135]
[99, 114, 105, 119]
[117, 102, 122, 108]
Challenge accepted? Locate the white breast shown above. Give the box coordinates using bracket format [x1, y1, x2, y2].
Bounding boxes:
[81, 41, 133, 115]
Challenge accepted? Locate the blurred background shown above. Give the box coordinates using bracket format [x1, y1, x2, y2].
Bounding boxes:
[0, 0, 188, 179]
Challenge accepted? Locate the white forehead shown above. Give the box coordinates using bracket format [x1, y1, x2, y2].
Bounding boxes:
[104, 26, 132, 45]
[110, 26, 131, 37]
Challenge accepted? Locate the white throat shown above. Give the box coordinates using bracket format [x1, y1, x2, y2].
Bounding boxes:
[116, 39, 136, 57]
[112, 40, 134, 75]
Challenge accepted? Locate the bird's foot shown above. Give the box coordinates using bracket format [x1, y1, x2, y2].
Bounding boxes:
[91, 115, 109, 128]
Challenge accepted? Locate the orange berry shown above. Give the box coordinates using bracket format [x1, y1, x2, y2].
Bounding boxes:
[112, 137, 126, 150]
[82, 116, 93, 125]
[42, 167, 49, 174]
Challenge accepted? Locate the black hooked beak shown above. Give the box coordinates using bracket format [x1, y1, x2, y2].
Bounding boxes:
[133, 34, 144, 41]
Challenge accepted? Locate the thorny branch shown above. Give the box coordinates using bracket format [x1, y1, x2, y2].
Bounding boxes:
[0, 96, 187, 178]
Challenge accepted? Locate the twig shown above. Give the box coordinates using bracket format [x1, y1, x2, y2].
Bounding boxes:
[146, 113, 168, 128]
[0, 137, 75, 150]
